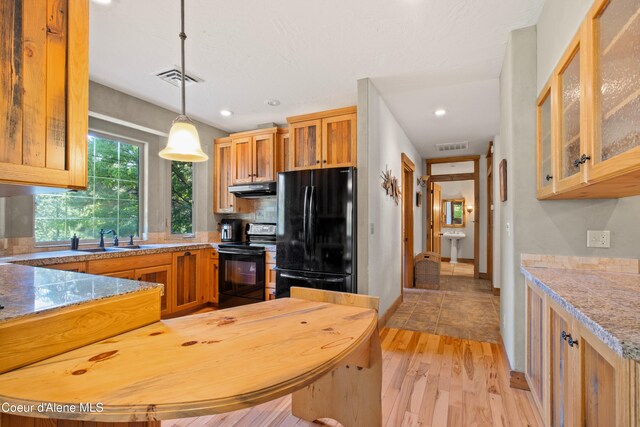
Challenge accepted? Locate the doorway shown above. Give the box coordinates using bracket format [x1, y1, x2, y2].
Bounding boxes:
[401, 154, 415, 293]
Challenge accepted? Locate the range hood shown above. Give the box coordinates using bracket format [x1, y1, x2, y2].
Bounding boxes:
[228, 181, 277, 198]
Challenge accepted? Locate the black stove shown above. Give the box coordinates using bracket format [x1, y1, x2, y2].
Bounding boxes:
[217, 223, 275, 308]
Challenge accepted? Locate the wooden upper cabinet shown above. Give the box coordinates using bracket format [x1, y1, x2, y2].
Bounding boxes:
[322, 113, 357, 168]
[0, 0, 89, 194]
[231, 136, 253, 184]
[536, 0, 640, 199]
[287, 107, 357, 171]
[586, 0, 640, 182]
[214, 138, 248, 214]
[290, 119, 322, 170]
[276, 131, 290, 172]
[536, 84, 555, 198]
[253, 133, 275, 182]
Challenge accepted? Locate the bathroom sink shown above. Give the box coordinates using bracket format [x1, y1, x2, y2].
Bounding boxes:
[443, 232, 466, 239]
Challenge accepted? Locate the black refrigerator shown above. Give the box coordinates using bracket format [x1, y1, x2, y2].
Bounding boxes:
[275, 167, 356, 297]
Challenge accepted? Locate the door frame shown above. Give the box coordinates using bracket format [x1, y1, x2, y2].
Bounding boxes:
[425, 155, 481, 279]
[401, 153, 416, 293]
[486, 142, 494, 283]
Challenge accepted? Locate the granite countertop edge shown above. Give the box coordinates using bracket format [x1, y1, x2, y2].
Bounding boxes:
[0, 280, 163, 325]
[520, 266, 639, 361]
[0, 242, 276, 267]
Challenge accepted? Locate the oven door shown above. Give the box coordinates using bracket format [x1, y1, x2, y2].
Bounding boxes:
[218, 249, 265, 308]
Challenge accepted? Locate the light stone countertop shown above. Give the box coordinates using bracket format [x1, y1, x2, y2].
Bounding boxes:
[0, 263, 161, 324]
[521, 265, 640, 360]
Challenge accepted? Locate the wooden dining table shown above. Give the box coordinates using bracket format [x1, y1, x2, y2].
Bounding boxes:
[0, 288, 382, 427]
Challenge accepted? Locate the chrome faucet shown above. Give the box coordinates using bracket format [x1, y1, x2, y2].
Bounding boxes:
[99, 229, 115, 248]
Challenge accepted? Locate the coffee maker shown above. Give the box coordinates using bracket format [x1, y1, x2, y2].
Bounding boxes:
[220, 219, 242, 242]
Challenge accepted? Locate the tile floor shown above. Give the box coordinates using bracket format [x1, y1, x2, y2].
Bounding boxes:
[388, 262, 501, 342]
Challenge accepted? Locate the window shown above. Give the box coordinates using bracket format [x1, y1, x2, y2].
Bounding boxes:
[35, 135, 142, 242]
[170, 161, 193, 235]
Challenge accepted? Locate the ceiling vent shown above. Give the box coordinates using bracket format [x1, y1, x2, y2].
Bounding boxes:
[435, 141, 469, 152]
[155, 67, 202, 87]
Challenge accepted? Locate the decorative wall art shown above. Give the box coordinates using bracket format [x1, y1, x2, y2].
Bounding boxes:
[499, 159, 507, 202]
[381, 166, 401, 205]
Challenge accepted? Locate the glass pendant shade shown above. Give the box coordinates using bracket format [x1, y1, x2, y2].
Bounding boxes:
[159, 115, 209, 162]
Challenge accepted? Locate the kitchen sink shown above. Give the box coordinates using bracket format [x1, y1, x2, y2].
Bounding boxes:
[114, 245, 143, 249]
[75, 247, 121, 253]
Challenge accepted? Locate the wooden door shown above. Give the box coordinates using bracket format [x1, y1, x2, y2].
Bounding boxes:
[289, 120, 322, 170]
[554, 31, 587, 194]
[231, 136, 253, 184]
[549, 304, 577, 427]
[0, 0, 88, 191]
[137, 264, 172, 318]
[321, 114, 357, 168]
[526, 283, 546, 416]
[276, 131, 290, 172]
[431, 183, 442, 256]
[252, 133, 275, 182]
[537, 85, 555, 198]
[172, 250, 201, 312]
[214, 140, 235, 213]
[401, 155, 415, 289]
[585, 0, 640, 183]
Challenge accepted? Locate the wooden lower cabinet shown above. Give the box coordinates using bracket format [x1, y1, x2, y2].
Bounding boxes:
[206, 249, 219, 304]
[103, 270, 137, 280]
[266, 262, 276, 301]
[137, 265, 173, 318]
[525, 279, 634, 426]
[172, 250, 202, 313]
[45, 261, 86, 273]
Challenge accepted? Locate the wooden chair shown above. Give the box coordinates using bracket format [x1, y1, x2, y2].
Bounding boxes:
[414, 251, 441, 289]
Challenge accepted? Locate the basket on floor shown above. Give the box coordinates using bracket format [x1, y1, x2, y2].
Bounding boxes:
[414, 251, 441, 289]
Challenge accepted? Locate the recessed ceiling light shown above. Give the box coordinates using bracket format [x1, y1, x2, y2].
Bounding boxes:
[220, 110, 233, 117]
[434, 109, 447, 117]
[265, 99, 281, 107]
[91, 0, 113, 5]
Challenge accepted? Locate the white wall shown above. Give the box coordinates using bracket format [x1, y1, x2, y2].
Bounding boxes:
[537, 0, 593, 92]
[439, 180, 474, 259]
[357, 78, 425, 315]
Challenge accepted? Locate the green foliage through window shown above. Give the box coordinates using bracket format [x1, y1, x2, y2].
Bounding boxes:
[171, 161, 193, 234]
[35, 135, 141, 242]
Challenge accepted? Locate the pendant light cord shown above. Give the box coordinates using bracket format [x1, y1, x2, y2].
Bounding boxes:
[180, 0, 187, 116]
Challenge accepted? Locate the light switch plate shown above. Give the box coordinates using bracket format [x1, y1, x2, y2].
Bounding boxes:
[587, 230, 610, 248]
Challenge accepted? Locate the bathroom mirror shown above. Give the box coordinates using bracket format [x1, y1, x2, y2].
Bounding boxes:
[442, 199, 465, 227]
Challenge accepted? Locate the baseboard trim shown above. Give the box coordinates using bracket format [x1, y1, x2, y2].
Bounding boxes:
[509, 371, 530, 391]
[441, 257, 474, 264]
[497, 335, 531, 391]
[492, 287, 500, 296]
[478, 272, 490, 280]
[379, 294, 402, 328]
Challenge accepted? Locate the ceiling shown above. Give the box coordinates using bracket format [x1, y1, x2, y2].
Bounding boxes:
[89, 0, 543, 158]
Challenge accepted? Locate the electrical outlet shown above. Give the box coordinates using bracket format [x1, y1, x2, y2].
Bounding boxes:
[587, 230, 610, 248]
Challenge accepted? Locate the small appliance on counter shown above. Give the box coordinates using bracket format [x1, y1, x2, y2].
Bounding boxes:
[220, 219, 242, 242]
[217, 223, 276, 308]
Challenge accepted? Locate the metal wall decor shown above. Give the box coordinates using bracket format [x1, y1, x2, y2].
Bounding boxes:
[381, 166, 401, 205]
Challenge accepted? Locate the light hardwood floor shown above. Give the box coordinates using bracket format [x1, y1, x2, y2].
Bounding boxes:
[163, 328, 542, 427]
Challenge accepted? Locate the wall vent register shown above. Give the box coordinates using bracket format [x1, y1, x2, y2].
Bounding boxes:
[155, 67, 202, 88]
[436, 141, 469, 152]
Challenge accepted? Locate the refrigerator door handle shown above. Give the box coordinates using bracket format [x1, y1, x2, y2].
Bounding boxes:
[280, 273, 344, 283]
[309, 186, 316, 257]
[303, 186, 310, 257]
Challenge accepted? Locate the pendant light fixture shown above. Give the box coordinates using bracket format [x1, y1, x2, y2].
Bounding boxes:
[159, 0, 208, 162]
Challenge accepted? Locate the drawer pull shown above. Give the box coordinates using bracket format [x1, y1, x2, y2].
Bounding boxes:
[184, 251, 191, 256]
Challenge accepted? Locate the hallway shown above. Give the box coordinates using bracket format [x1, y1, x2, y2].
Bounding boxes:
[389, 270, 500, 342]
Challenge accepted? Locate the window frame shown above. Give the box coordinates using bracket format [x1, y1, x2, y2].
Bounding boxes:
[33, 131, 146, 246]
[167, 160, 196, 238]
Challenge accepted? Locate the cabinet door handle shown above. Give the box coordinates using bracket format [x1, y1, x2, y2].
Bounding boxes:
[568, 336, 579, 348]
[323, 160, 327, 163]
[573, 154, 591, 168]
[184, 251, 191, 256]
[545, 174, 553, 181]
[316, 160, 320, 164]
